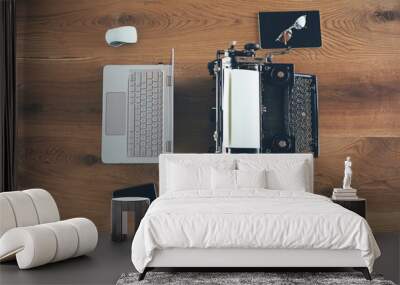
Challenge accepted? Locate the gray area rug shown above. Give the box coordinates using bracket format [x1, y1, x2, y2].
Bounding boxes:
[116, 272, 396, 285]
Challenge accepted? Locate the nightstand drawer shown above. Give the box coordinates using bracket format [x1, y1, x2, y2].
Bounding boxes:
[332, 198, 366, 218]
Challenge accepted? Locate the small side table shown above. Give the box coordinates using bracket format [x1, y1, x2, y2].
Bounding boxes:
[332, 198, 366, 218]
[111, 197, 150, 242]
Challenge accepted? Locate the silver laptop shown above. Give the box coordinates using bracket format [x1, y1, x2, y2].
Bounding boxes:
[101, 50, 174, 163]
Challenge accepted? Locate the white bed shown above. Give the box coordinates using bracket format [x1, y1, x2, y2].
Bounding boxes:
[131, 154, 380, 280]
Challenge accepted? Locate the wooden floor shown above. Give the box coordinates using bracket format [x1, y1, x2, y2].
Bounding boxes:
[0, 233, 399, 285]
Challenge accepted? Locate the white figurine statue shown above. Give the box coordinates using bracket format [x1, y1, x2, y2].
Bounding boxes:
[343, 156, 352, 189]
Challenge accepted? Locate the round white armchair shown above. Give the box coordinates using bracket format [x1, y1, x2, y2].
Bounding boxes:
[0, 189, 98, 269]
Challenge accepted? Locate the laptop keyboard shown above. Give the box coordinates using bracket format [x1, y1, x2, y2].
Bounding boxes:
[127, 70, 163, 158]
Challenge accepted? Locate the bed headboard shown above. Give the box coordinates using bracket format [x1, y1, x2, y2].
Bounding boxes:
[159, 153, 314, 196]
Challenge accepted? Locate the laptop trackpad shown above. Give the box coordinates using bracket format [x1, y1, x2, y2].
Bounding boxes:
[105, 92, 126, 135]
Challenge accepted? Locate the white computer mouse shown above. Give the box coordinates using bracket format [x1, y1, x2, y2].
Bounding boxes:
[105, 26, 137, 47]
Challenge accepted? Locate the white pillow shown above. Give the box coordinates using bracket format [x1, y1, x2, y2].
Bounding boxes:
[238, 159, 308, 191]
[167, 163, 208, 191]
[236, 169, 267, 189]
[167, 160, 235, 192]
[211, 169, 268, 190]
[266, 165, 307, 191]
[211, 168, 236, 190]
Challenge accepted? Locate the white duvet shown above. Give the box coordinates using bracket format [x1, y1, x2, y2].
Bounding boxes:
[131, 190, 380, 273]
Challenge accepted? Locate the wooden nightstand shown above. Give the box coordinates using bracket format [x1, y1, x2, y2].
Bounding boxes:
[332, 198, 366, 218]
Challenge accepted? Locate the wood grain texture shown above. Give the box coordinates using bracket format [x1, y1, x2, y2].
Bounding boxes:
[15, 0, 400, 232]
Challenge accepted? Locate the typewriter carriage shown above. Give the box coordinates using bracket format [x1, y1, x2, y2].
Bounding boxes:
[208, 42, 319, 156]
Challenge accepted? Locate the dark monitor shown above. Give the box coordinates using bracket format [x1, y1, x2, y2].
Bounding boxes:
[259, 11, 322, 49]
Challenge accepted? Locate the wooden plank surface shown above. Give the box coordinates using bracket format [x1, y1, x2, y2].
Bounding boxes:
[15, 0, 400, 232]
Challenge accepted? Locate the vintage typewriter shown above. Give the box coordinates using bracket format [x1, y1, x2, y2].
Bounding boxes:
[207, 42, 319, 156]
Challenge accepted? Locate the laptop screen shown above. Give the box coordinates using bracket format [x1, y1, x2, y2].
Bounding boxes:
[259, 11, 322, 49]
